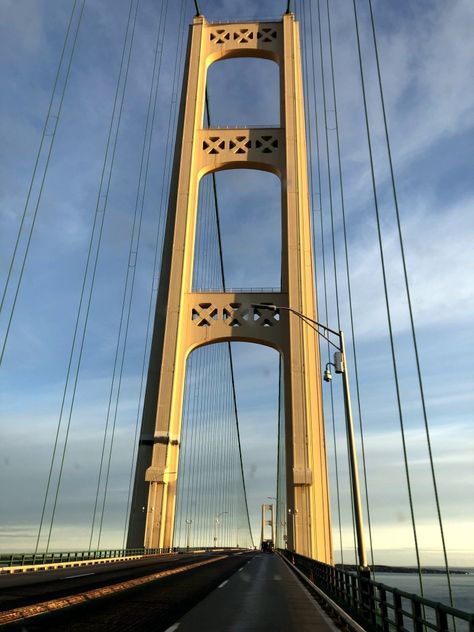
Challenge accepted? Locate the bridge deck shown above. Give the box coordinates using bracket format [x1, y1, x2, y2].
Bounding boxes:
[172, 552, 337, 632]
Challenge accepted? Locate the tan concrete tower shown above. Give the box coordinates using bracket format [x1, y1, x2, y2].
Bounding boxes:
[127, 13, 332, 563]
[261, 503, 275, 547]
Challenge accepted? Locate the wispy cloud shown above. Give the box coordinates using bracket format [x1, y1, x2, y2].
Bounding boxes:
[0, 0, 472, 566]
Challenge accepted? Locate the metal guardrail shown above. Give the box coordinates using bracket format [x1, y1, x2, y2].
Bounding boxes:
[192, 287, 281, 293]
[0, 546, 244, 569]
[280, 550, 474, 632]
[205, 17, 282, 25]
[206, 125, 280, 130]
[0, 547, 168, 568]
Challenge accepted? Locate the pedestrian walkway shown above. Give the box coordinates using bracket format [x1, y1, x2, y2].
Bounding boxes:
[170, 552, 338, 631]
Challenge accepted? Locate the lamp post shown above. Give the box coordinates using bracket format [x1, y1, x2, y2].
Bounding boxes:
[214, 511, 228, 548]
[252, 303, 368, 571]
[185, 519, 192, 552]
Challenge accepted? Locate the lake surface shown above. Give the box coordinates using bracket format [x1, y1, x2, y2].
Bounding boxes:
[374, 571, 474, 615]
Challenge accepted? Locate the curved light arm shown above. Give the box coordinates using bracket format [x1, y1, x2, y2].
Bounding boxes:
[251, 303, 341, 350]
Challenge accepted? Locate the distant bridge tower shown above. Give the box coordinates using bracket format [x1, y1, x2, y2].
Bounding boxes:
[128, 12, 332, 562]
[261, 503, 275, 546]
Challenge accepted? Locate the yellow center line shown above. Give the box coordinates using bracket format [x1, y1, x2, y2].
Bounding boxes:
[0, 555, 228, 626]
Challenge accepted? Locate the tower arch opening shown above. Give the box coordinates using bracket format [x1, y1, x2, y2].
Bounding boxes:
[192, 169, 282, 291]
[173, 341, 283, 548]
[205, 57, 280, 128]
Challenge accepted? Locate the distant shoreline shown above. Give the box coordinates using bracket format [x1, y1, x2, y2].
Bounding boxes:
[336, 565, 471, 575]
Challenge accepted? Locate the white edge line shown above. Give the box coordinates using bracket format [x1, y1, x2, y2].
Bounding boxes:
[218, 579, 228, 588]
[164, 623, 180, 632]
[64, 572, 95, 579]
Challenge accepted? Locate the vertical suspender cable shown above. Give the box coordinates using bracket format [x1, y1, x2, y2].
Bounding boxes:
[42, 0, 140, 554]
[351, 0, 423, 594]
[304, 0, 345, 565]
[1, 0, 80, 313]
[316, 0, 358, 564]
[122, 0, 187, 547]
[366, 0, 453, 601]
[316, 0, 341, 329]
[0, 1, 86, 365]
[35, 0, 136, 552]
[275, 357, 282, 547]
[175, 353, 192, 546]
[205, 94, 254, 547]
[325, 0, 375, 571]
[94, 0, 170, 549]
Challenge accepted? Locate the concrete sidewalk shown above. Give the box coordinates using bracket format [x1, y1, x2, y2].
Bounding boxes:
[167, 553, 337, 631]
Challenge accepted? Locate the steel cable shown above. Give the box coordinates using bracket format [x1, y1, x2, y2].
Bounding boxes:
[0, 1, 85, 364]
[325, 0, 375, 572]
[42, 0, 140, 553]
[351, 0, 423, 594]
[366, 0, 454, 604]
[33, 0, 137, 554]
[122, 0, 188, 547]
[93, 0, 170, 549]
[205, 95, 254, 547]
[302, 0, 345, 566]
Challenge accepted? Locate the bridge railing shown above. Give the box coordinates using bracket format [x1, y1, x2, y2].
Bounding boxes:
[279, 550, 474, 632]
[0, 546, 245, 569]
[0, 547, 168, 568]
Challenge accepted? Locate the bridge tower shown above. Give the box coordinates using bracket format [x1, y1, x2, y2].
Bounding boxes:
[127, 12, 332, 562]
[260, 503, 275, 546]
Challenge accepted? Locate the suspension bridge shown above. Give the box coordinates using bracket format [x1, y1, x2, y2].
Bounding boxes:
[0, 0, 473, 630]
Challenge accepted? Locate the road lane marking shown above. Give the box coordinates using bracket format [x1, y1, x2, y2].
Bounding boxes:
[164, 624, 180, 632]
[238, 567, 244, 572]
[64, 573, 95, 579]
[218, 580, 228, 588]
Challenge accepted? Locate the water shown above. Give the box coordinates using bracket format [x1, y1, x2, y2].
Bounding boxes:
[374, 571, 474, 615]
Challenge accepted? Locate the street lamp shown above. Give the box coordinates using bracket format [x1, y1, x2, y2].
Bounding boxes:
[251, 303, 368, 571]
[213, 511, 228, 548]
[185, 519, 192, 552]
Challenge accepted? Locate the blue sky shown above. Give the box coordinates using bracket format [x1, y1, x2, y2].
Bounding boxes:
[0, 0, 473, 570]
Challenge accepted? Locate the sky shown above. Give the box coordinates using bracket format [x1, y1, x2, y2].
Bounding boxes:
[0, 0, 473, 575]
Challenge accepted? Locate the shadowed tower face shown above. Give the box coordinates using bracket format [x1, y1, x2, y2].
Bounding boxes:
[127, 13, 333, 563]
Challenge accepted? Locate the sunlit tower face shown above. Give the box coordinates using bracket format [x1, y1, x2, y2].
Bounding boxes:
[127, 13, 332, 562]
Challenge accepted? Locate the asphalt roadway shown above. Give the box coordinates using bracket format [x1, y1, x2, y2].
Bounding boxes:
[0, 552, 213, 611]
[0, 551, 254, 631]
[171, 553, 338, 632]
[0, 552, 338, 631]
